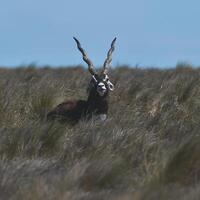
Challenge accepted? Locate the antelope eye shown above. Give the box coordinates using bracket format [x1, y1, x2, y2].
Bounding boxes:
[92, 75, 98, 83]
[103, 75, 109, 82]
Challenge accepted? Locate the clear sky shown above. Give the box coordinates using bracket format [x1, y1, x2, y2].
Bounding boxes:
[0, 0, 200, 67]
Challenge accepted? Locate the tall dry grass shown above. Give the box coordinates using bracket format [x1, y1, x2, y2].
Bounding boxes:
[0, 63, 199, 199]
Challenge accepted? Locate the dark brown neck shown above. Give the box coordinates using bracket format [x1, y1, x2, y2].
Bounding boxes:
[86, 89, 109, 115]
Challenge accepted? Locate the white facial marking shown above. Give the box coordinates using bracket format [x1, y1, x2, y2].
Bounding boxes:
[98, 82, 106, 90]
[97, 82, 106, 96]
[99, 114, 107, 121]
[102, 75, 114, 91]
[103, 74, 109, 82]
[92, 75, 98, 83]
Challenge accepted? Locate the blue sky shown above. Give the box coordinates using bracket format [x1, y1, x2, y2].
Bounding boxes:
[0, 0, 200, 67]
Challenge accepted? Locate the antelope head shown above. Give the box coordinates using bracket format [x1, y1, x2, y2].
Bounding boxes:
[73, 37, 116, 97]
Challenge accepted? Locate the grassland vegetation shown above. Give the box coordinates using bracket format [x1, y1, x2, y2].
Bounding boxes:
[0, 64, 199, 199]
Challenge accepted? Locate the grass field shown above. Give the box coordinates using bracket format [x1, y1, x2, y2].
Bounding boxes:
[0, 63, 200, 199]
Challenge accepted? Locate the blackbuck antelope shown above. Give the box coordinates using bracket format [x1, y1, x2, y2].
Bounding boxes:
[47, 37, 116, 123]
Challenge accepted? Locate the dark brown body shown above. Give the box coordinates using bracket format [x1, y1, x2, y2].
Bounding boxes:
[47, 86, 109, 124]
[47, 100, 87, 123]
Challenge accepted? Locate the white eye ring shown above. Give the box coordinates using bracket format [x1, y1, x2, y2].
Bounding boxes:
[107, 80, 114, 91]
[92, 75, 98, 83]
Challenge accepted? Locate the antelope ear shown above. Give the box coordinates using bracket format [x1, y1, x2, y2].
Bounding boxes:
[108, 80, 114, 91]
